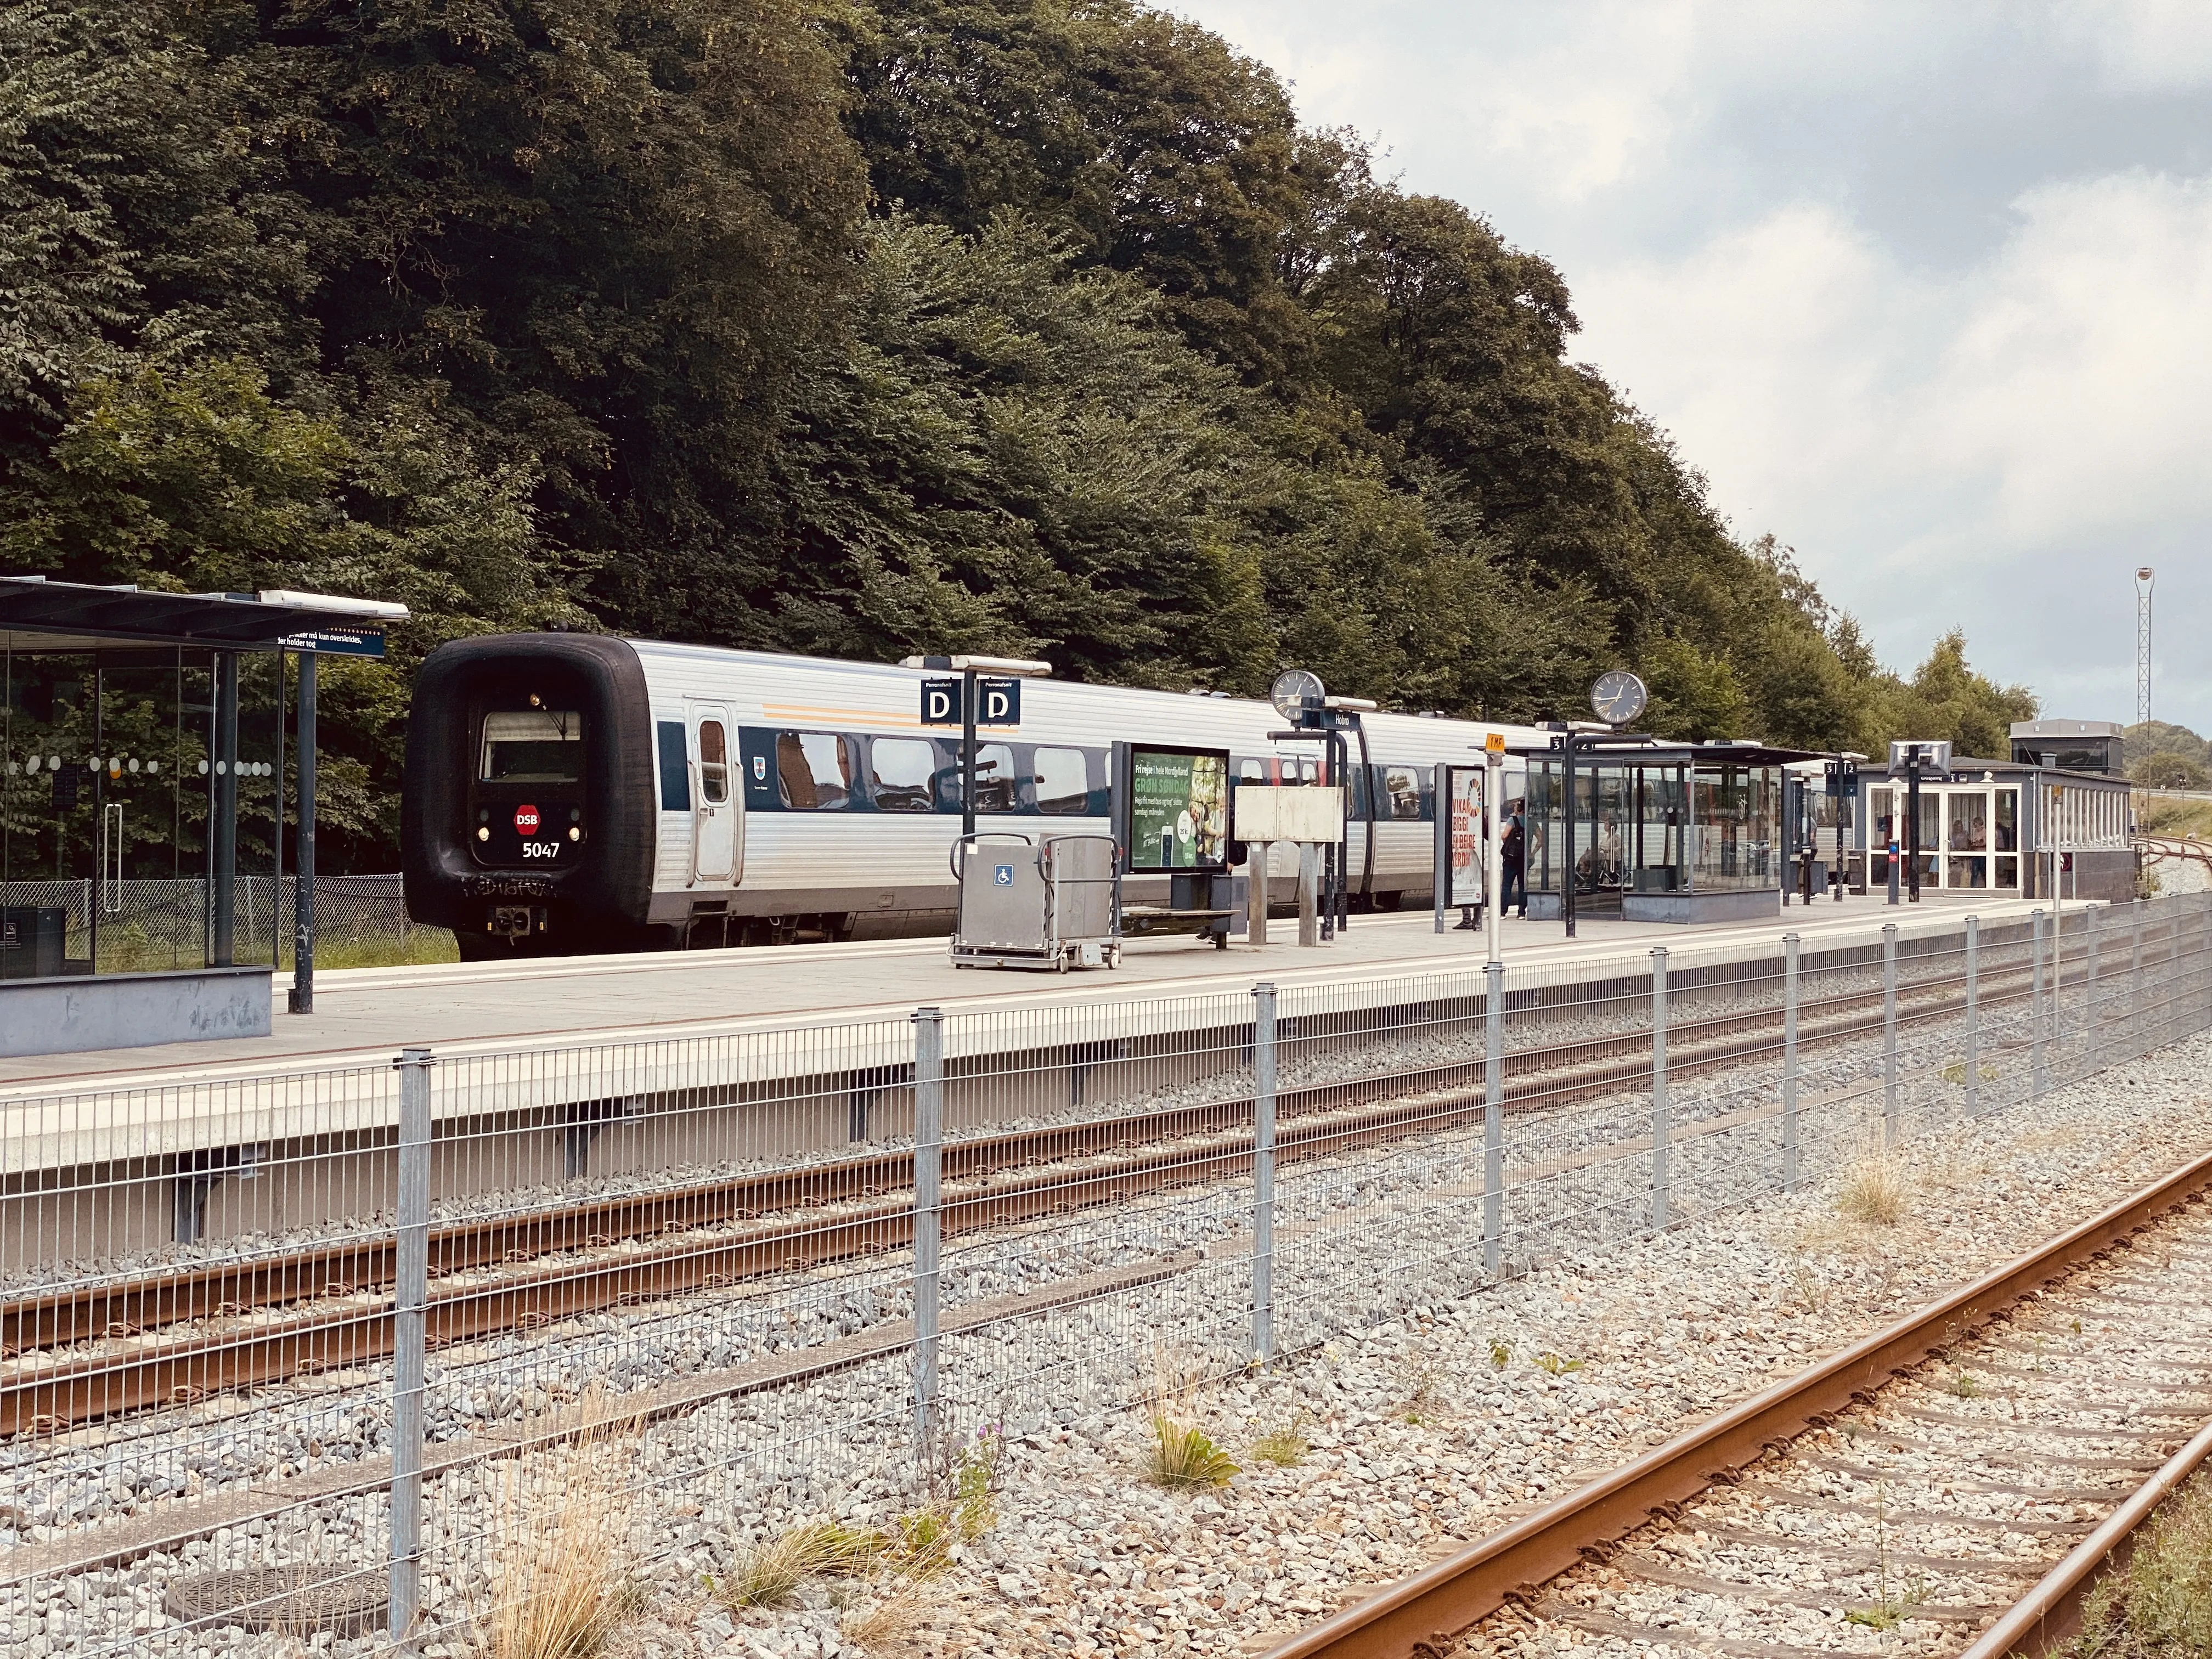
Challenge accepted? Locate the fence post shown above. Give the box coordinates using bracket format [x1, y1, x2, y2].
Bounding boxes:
[1251, 983, 1276, 1364]
[1881, 924, 1898, 1148]
[2132, 897, 2146, 1055]
[1782, 934, 1800, 1192]
[2085, 904, 2101, 1064]
[1651, 946, 1669, 1232]
[389, 1047, 433, 1645]
[1963, 916, 1980, 1119]
[2032, 909, 2047, 1098]
[912, 1008, 943, 1459]
[1483, 960, 1504, 1277]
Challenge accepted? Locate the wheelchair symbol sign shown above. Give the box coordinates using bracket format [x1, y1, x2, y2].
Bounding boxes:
[993, 864, 1014, 887]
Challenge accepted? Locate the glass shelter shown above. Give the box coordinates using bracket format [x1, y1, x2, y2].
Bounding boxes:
[1, 577, 402, 1056]
[1517, 740, 1812, 924]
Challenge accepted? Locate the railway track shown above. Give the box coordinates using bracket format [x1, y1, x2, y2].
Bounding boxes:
[1262, 1149, 2212, 1659]
[0, 941, 2087, 1437]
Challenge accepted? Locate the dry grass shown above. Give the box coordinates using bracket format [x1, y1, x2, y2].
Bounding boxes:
[840, 1587, 925, 1651]
[719, 1521, 885, 1609]
[483, 1427, 640, 1659]
[1147, 1416, 1239, 1488]
[1837, 1152, 1908, 1226]
[2073, 1475, 2212, 1657]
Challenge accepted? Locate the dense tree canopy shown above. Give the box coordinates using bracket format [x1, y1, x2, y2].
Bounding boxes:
[0, 0, 2037, 866]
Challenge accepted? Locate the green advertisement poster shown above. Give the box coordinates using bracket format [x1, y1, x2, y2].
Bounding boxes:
[1128, 748, 1229, 870]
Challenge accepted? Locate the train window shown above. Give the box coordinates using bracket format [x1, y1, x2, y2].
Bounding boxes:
[1379, 765, 1425, 821]
[776, 732, 854, 810]
[699, 721, 730, 805]
[655, 721, 690, 812]
[1238, 758, 1265, 781]
[871, 738, 936, 812]
[481, 710, 583, 783]
[972, 744, 1017, 813]
[1035, 747, 1090, 814]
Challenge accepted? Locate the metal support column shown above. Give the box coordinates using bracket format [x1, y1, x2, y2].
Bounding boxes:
[389, 1047, 432, 1644]
[289, 651, 317, 1013]
[2032, 909, 2048, 1097]
[1882, 923, 1898, 1147]
[912, 1007, 943, 1457]
[1650, 946, 1669, 1231]
[211, 650, 239, 966]
[1963, 916, 1980, 1118]
[1251, 983, 1276, 1363]
[1781, 933, 1800, 1192]
[1483, 960, 1504, 1276]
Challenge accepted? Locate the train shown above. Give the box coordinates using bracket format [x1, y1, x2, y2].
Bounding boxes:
[402, 633, 1543, 957]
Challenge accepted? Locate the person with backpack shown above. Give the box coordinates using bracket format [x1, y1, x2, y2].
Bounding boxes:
[1500, 800, 1527, 918]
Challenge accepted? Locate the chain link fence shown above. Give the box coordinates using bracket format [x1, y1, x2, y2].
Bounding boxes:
[3, 894, 2208, 1655]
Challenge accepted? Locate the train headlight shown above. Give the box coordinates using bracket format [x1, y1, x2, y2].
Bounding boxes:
[568, 826, 580, 841]
[477, 826, 490, 842]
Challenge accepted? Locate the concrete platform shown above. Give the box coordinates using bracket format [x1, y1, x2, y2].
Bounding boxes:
[0, 889, 2057, 1098]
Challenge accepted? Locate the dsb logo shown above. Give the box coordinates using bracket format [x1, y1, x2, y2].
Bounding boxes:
[514, 804, 541, 835]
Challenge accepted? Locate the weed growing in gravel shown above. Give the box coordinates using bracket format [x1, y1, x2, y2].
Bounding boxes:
[1488, 1338, 1513, 1370]
[1940, 1060, 2001, 1086]
[1532, 1351, 1584, 1378]
[1400, 1354, 1451, 1423]
[1949, 1368, 1982, 1398]
[717, 1521, 884, 1608]
[483, 1410, 641, 1659]
[1846, 1485, 1927, 1632]
[1838, 1154, 1908, 1226]
[2072, 1472, 2212, 1656]
[840, 1588, 924, 1651]
[1250, 1413, 1310, 1468]
[1785, 1254, 1833, 1315]
[1148, 1417, 1239, 1488]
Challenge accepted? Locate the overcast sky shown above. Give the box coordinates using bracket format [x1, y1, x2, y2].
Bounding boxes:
[1172, 0, 2212, 734]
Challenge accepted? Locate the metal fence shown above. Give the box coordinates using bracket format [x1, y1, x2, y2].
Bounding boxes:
[0, 873, 423, 972]
[3, 894, 2209, 1655]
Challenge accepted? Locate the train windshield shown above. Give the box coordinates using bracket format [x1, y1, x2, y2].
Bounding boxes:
[480, 710, 584, 783]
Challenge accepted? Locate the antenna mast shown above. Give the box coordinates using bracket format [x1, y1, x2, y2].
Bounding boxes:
[2136, 566, 2155, 728]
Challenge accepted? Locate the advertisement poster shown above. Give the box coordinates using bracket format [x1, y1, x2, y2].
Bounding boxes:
[1128, 747, 1229, 870]
[1448, 766, 1485, 906]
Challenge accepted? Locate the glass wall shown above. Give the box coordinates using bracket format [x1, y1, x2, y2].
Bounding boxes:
[1689, 764, 1781, 891]
[1525, 758, 1694, 905]
[1866, 781, 2023, 893]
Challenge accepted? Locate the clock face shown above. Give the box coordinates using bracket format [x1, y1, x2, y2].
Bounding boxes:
[1270, 668, 1326, 721]
[1590, 670, 1648, 727]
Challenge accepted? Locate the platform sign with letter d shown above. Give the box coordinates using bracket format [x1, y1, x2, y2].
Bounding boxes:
[921, 679, 961, 725]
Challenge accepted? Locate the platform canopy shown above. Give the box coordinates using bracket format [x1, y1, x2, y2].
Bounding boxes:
[0, 577, 402, 657]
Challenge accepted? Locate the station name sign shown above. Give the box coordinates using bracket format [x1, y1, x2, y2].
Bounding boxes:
[278, 624, 388, 659]
[920, 676, 1021, 726]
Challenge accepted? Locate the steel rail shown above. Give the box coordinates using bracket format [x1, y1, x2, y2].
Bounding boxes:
[1260, 1148, 2212, 1659]
[0, 958, 2072, 1436]
[1954, 1419, 2212, 1659]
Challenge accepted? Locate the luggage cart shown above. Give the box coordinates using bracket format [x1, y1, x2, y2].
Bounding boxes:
[949, 832, 1122, 972]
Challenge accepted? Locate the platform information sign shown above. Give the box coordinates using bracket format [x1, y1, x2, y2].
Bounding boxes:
[919, 676, 1022, 726]
[1126, 745, 1229, 871]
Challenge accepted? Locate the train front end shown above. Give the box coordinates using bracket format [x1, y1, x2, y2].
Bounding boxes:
[403, 634, 658, 956]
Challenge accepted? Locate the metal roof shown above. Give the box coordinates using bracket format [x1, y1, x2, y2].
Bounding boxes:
[0, 577, 403, 654]
[1508, 737, 1826, 767]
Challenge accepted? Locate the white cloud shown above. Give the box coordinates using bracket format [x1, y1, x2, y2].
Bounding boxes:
[1573, 171, 2212, 712]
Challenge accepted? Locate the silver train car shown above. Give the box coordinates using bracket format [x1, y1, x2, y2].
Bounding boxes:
[402, 634, 1540, 957]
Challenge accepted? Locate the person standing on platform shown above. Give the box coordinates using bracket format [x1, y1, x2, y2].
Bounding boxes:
[1500, 800, 1527, 918]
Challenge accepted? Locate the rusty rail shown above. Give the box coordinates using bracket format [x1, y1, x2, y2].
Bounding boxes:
[1262, 1149, 2212, 1659]
[1, 955, 2045, 1436]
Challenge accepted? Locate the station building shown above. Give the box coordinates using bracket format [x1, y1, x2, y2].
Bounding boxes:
[1846, 721, 2136, 904]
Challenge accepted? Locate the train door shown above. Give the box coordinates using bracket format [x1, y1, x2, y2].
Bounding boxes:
[689, 703, 738, 883]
